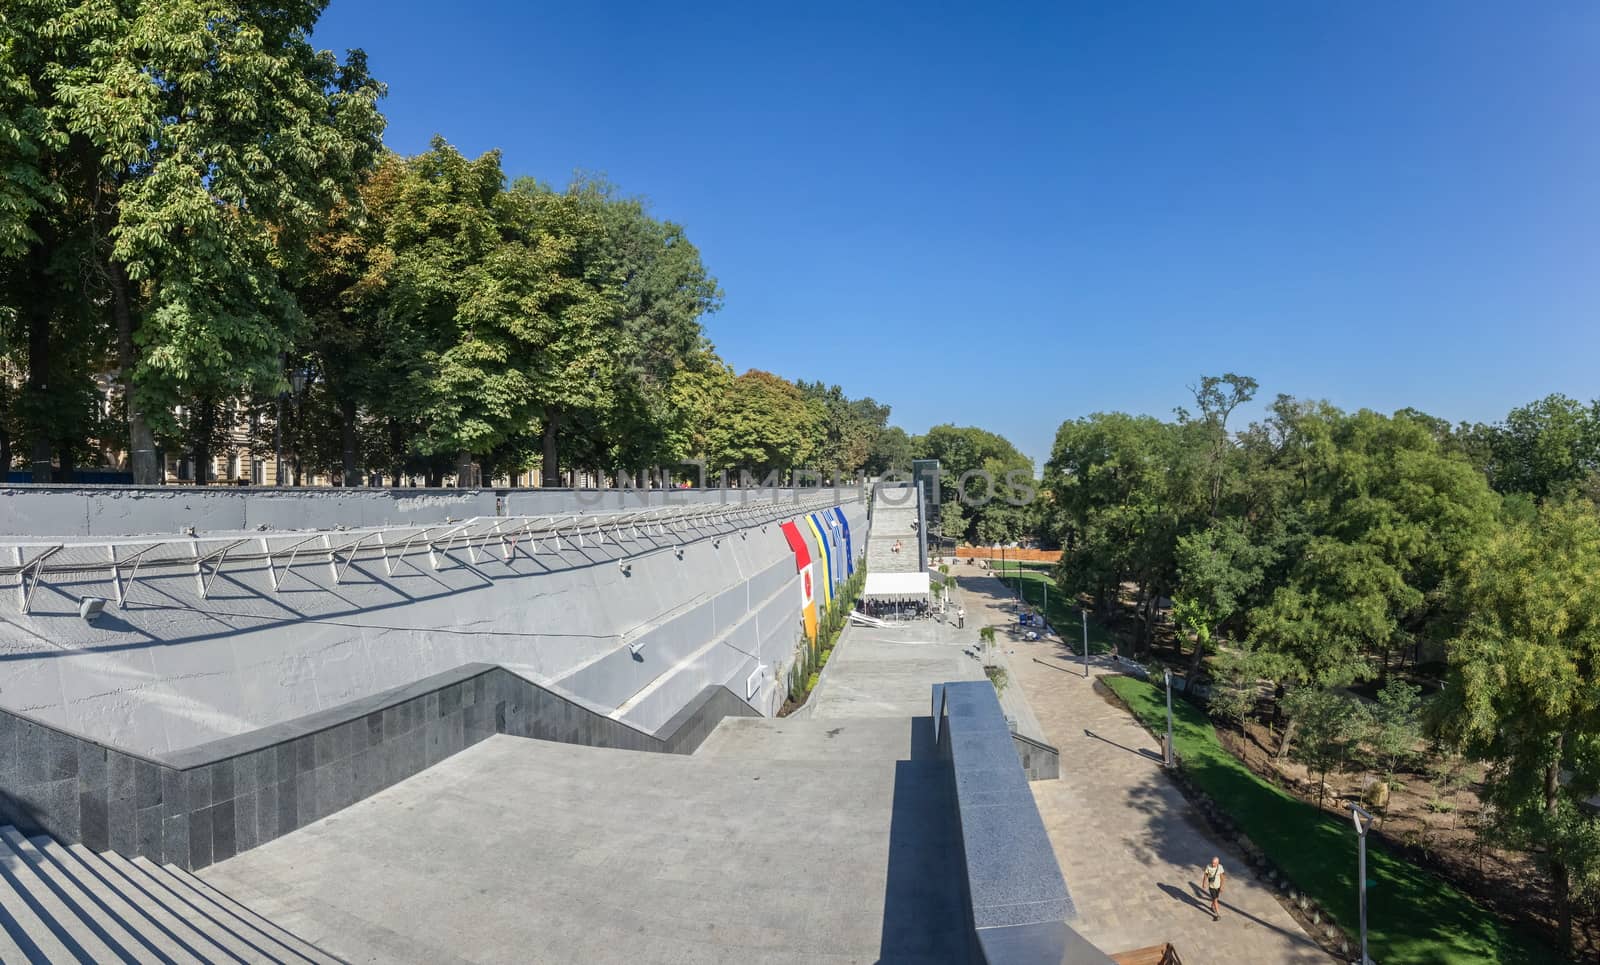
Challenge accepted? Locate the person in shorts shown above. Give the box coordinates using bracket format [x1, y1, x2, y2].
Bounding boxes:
[1201, 857, 1226, 921]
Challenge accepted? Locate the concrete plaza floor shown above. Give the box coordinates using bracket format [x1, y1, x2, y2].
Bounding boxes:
[200, 628, 978, 964]
[955, 574, 1328, 965]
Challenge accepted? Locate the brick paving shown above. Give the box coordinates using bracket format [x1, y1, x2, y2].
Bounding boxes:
[955, 573, 1331, 965]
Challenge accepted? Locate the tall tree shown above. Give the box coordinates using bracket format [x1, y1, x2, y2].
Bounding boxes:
[797, 381, 890, 481]
[705, 370, 818, 478]
[865, 425, 914, 476]
[1476, 394, 1600, 500]
[8, 0, 385, 483]
[1438, 499, 1600, 955]
[538, 176, 720, 486]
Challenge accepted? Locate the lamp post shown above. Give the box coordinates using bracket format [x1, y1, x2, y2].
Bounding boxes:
[1081, 608, 1089, 676]
[274, 392, 286, 486]
[287, 366, 309, 486]
[1347, 802, 1374, 965]
[999, 542, 1007, 607]
[1163, 667, 1175, 768]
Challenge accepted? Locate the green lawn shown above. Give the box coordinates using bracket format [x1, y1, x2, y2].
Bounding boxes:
[1102, 675, 1550, 965]
[978, 566, 1119, 655]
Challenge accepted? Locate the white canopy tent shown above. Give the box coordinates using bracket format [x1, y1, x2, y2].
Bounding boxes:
[862, 571, 931, 602]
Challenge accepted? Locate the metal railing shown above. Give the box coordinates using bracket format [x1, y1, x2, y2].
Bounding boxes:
[0, 492, 854, 614]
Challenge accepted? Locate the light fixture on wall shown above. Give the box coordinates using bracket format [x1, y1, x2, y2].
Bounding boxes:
[619, 560, 633, 576]
[674, 546, 684, 560]
[628, 640, 646, 659]
[79, 597, 107, 622]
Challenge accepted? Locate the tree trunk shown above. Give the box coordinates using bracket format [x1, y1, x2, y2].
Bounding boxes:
[1546, 745, 1573, 955]
[340, 398, 359, 486]
[57, 443, 75, 485]
[1186, 634, 1207, 691]
[541, 411, 560, 487]
[191, 402, 215, 485]
[455, 450, 474, 488]
[0, 427, 10, 479]
[26, 283, 53, 482]
[1275, 716, 1297, 759]
[110, 260, 159, 484]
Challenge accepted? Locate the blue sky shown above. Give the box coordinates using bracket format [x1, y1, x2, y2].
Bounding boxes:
[311, 1, 1599, 469]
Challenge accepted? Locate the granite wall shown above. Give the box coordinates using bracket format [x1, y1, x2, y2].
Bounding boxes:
[0, 663, 756, 871]
[931, 681, 1113, 965]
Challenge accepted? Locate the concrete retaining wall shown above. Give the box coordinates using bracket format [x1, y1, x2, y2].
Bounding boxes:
[0, 663, 758, 872]
[0, 491, 867, 757]
[0, 484, 868, 538]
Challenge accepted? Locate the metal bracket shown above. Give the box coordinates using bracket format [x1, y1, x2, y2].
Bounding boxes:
[266, 534, 326, 592]
[327, 532, 376, 584]
[110, 544, 160, 609]
[193, 539, 246, 599]
[14, 545, 62, 614]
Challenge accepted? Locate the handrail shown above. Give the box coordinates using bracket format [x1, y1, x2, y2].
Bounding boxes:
[0, 491, 857, 613]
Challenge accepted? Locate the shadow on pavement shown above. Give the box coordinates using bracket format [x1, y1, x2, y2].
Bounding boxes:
[879, 759, 974, 963]
[1084, 728, 1165, 764]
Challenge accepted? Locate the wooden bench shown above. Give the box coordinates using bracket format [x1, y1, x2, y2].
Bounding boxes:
[1110, 943, 1183, 965]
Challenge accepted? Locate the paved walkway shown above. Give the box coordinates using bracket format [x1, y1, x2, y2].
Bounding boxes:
[955, 574, 1328, 965]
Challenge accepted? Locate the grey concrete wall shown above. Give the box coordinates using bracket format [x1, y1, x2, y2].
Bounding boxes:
[0, 494, 863, 756]
[0, 485, 867, 538]
[0, 663, 757, 872]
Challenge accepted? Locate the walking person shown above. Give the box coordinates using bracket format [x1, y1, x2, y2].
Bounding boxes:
[1201, 857, 1226, 921]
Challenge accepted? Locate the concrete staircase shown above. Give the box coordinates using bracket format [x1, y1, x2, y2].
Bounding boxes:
[867, 486, 922, 574]
[0, 825, 335, 964]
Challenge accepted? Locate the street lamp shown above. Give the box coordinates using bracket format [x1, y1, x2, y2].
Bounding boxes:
[287, 366, 310, 486]
[1163, 667, 1175, 768]
[1347, 802, 1375, 965]
[1081, 607, 1090, 677]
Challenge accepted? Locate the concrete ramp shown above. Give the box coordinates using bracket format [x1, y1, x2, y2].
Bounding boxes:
[201, 733, 972, 964]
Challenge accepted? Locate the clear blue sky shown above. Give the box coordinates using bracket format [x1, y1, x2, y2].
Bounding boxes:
[311, 1, 1599, 468]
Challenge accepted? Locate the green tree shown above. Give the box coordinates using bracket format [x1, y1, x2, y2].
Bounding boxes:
[1480, 394, 1600, 499]
[1248, 404, 1499, 750]
[1046, 411, 1200, 652]
[662, 344, 734, 475]
[1438, 499, 1600, 953]
[797, 381, 890, 481]
[1172, 517, 1269, 688]
[1283, 686, 1360, 811]
[8, 0, 385, 483]
[865, 425, 913, 476]
[545, 177, 720, 485]
[706, 370, 818, 478]
[1365, 678, 1423, 811]
[938, 500, 969, 548]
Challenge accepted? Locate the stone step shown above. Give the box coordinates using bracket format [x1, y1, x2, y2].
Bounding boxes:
[696, 715, 937, 762]
[0, 828, 136, 963]
[91, 848, 273, 962]
[29, 836, 208, 964]
[0, 833, 77, 963]
[158, 865, 340, 965]
[54, 841, 243, 962]
[133, 857, 328, 965]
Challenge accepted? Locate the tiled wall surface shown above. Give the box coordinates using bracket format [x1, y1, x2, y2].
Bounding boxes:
[1012, 733, 1061, 781]
[0, 664, 756, 871]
